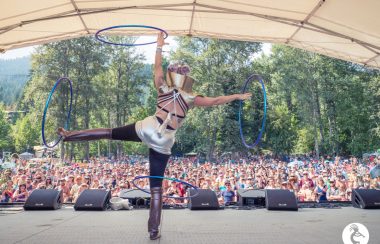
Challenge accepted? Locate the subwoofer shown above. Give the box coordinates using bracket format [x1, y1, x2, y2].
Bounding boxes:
[237, 189, 266, 207]
[188, 189, 219, 210]
[352, 189, 380, 209]
[74, 189, 111, 211]
[265, 189, 298, 211]
[24, 189, 63, 210]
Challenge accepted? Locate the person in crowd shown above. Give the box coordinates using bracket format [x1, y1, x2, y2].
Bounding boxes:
[1, 180, 14, 203]
[91, 178, 100, 189]
[70, 176, 83, 202]
[299, 171, 314, 189]
[265, 178, 276, 189]
[12, 184, 29, 202]
[57, 178, 70, 202]
[220, 181, 235, 205]
[73, 183, 88, 203]
[326, 180, 341, 201]
[314, 178, 328, 202]
[67, 175, 75, 189]
[297, 182, 315, 201]
[45, 177, 55, 189]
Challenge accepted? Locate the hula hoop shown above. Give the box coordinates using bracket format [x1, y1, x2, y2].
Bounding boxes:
[41, 77, 73, 148]
[95, 25, 168, 46]
[132, 176, 199, 200]
[238, 74, 267, 149]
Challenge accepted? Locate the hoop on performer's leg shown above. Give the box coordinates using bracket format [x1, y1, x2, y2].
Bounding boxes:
[132, 175, 199, 200]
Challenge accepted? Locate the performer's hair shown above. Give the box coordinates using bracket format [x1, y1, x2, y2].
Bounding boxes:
[167, 61, 191, 75]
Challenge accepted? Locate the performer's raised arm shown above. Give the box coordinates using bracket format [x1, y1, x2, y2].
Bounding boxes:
[194, 93, 252, 107]
[154, 32, 168, 91]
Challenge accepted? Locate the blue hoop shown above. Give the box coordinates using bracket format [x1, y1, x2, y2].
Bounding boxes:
[95, 25, 168, 46]
[41, 77, 73, 148]
[238, 74, 267, 149]
[132, 175, 199, 200]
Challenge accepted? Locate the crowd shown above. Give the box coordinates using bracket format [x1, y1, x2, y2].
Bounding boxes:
[1, 154, 379, 205]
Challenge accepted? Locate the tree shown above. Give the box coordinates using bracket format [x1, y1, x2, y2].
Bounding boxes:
[172, 37, 262, 159]
[12, 114, 39, 152]
[18, 37, 151, 159]
[0, 104, 13, 151]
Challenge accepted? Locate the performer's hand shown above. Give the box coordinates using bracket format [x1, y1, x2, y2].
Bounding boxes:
[157, 32, 168, 47]
[236, 93, 252, 101]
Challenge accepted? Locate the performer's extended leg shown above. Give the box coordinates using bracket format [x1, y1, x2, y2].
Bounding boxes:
[148, 149, 170, 240]
[58, 123, 142, 142]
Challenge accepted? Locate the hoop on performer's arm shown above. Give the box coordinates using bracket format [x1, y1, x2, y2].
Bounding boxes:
[41, 77, 73, 148]
[238, 74, 267, 149]
[95, 25, 168, 47]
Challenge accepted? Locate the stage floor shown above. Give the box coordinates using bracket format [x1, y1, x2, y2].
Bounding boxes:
[0, 206, 379, 244]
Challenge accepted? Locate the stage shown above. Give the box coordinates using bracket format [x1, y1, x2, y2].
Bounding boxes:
[0, 206, 379, 244]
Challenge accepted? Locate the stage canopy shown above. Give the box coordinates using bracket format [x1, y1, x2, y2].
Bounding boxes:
[1, 0, 380, 68]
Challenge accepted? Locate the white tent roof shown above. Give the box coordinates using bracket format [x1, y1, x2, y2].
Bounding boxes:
[1, 0, 380, 68]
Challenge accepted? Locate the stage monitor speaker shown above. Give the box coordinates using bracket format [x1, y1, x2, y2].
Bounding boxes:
[265, 189, 298, 211]
[237, 189, 266, 207]
[24, 189, 63, 210]
[188, 189, 219, 210]
[119, 189, 151, 207]
[352, 189, 380, 209]
[74, 189, 111, 211]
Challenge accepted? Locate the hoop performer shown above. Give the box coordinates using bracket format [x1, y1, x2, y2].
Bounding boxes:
[58, 32, 251, 240]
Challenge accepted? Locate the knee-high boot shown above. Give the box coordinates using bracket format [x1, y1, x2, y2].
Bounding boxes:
[148, 187, 163, 240]
[57, 127, 112, 142]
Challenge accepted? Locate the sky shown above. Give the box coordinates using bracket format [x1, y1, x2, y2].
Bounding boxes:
[0, 36, 271, 63]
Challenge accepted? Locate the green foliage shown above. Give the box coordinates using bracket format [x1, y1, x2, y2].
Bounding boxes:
[266, 104, 298, 154]
[0, 104, 13, 151]
[12, 114, 39, 152]
[171, 37, 262, 159]
[3, 37, 380, 158]
[0, 57, 30, 105]
[256, 45, 380, 156]
[18, 37, 151, 158]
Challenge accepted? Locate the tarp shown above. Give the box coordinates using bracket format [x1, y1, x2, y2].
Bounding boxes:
[1, 0, 380, 68]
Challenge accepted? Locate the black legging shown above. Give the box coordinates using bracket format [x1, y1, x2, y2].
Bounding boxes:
[112, 123, 170, 188]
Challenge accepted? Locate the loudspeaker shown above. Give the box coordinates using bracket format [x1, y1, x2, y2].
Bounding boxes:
[188, 189, 219, 210]
[265, 189, 298, 211]
[74, 189, 111, 211]
[119, 189, 150, 207]
[237, 189, 266, 207]
[352, 189, 380, 209]
[24, 189, 62, 210]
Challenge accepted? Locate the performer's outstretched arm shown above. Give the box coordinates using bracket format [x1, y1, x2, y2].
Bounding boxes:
[194, 93, 251, 107]
[154, 32, 168, 91]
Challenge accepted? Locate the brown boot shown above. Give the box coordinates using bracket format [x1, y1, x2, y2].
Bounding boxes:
[57, 127, 112, 142]
[148, 187, 163, 240]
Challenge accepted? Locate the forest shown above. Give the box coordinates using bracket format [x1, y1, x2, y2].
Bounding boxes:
[0, 37, 379, 160]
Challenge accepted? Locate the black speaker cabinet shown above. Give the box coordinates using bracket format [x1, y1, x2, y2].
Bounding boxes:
[24, 189, 63, 210]
[119, 189, 151, 207]
[265, 189, 298, 211]
[237, 189, 266, 207]
[74, 189, 111, 211]
[352, 189, 380, 209]
[188, 189, 219, 210]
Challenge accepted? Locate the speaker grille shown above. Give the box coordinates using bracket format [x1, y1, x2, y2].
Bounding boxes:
[188, 189, 219, 210]
[74, 189, 111, 211]
[24, 189, 62, 210]
[265, 189, 298, 211]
